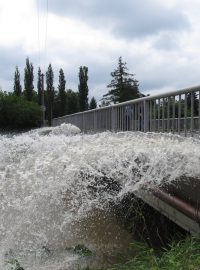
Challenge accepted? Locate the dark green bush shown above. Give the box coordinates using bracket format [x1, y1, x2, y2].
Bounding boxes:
[0, 92, 42, 129]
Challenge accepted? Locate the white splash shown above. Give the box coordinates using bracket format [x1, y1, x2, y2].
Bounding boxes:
[27, 123, 81, 137]
[0, 126, 200, 269]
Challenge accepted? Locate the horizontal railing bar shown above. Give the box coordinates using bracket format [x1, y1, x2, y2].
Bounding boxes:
[53, 85, 200, 121]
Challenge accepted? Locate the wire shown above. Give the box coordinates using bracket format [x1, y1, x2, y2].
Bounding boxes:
[37, 0, 41, 67]
[44, 0, 49, 73]
[36, 0, 49, 73]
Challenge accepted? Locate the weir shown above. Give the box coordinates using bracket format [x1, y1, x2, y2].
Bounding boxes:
[52, 85, 200, 236]
[1, 125, 200, 269]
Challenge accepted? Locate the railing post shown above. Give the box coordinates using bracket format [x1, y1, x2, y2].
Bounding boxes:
[111, 106, 116, 132]
[93, 111, 97, 132]
[144, 100, 150, 132]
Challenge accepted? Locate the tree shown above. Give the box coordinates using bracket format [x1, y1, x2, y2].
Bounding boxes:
[0, 92, 41, 129]
[66, 89, 80, 114]
[89, 96, 97, 109]
[37, 67, 42, 106]
[103, 57, 143, 104]
[79, 66, 89, 111]
[24, 57, 34, 101]
[58, 68, 66, 116]
[46, 64, 54, 126]
[13, 66, 22, 96]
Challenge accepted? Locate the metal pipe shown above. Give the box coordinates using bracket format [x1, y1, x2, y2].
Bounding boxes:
[152, 188, 200, 223]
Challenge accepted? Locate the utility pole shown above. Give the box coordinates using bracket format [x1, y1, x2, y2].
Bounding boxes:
[41, 73, 46, 127]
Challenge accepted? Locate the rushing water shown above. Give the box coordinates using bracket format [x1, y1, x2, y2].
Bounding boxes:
[1, 124, 200, 269]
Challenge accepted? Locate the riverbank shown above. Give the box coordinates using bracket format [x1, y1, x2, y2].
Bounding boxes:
[81, 193, 200, 269]
[84, 237, 200, 270]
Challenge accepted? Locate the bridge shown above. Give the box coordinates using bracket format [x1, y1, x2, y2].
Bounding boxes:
[52, 85, 200, 236]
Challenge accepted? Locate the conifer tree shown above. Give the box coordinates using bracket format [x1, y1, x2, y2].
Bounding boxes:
[46, 64, 54, 126]
[78, 66, 89, 111]
[58, 68, 66, 116]
[37, 67, 42, 105]
[13, 66, 22, 96]
[89, 96, 97, 109]
[24, 57, 34, 101]
[103, 57, 143, 104]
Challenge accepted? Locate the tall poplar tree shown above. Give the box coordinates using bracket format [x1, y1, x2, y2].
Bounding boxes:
[24, 57, 34, 101]
[103, 57, 142, 104]
[58, 68, 66, 116]
[78, 66, 89, 111]
[37, 67, 42, 106]
[46, 64, 54, 126]
[13, 66, 22, 96]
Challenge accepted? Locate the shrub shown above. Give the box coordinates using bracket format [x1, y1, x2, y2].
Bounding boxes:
[0, 92, 42, 129]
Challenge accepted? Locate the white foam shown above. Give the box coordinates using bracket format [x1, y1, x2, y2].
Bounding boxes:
[27, 123, 81, 137]
[0, 126, 200, 269]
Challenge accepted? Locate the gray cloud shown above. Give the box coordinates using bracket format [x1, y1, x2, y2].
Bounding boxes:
[0, 46, 45, 92]
[152, 32, 180, 51]
[0, 0, 197, 102]
[47, 0, 190, 38]
[0, 47, 25, 81]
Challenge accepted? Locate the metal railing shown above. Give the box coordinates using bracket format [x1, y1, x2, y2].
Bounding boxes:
[52, 85, 200, 136]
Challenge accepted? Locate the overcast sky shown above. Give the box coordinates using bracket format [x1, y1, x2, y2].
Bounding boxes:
[0, 0, 200, 100]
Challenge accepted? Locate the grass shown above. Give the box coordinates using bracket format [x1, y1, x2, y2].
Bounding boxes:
[107, 237, 200, 270]
[83, 237, 200, 270]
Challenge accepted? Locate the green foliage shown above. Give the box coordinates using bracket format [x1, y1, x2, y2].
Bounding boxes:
[114, 193, 185, 249]
[37, 67, 43, 106]
[24, 57, 34, 101]
[89, 96, 97, 109]
[58, 68, 66, 116]
[5, 259, 24, 270]
[152, 96, 199, 120]
[13, 66, 22, 97]
[103, 57, 143, 104]
[0, 92, 41, 129]
[65, 244, 92, 257]
[46, 64, 54, 125]
[66, 89, 80, 114]
[79, 66, 89, 111]
[105, 237, 200, 270]
[74, 244, 92, 256]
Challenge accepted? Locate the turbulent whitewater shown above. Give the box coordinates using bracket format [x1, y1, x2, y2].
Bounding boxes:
[0, 123, 200, 269]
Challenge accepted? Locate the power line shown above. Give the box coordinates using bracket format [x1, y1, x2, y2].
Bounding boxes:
[37, 0, 41, 67]
[44, 0, 49, 73]
[36, 0, 49, 74]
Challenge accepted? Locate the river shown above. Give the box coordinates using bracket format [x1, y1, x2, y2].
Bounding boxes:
[0, 124, 200, 269]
